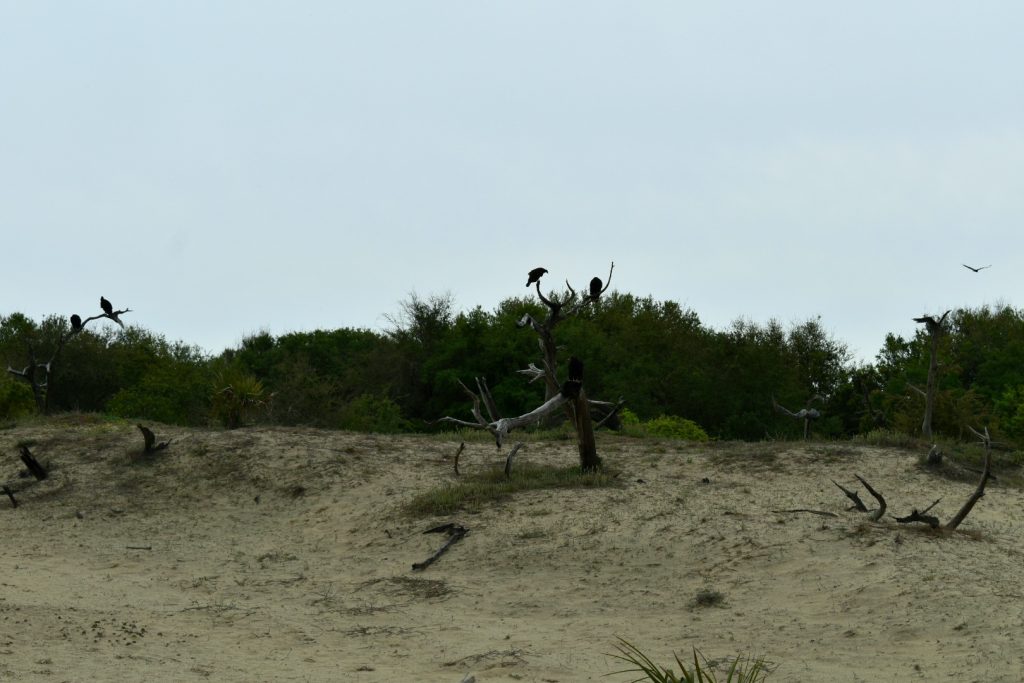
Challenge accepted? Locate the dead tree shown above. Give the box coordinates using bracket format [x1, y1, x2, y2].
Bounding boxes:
[913, 311, 950, 439]
[832, 425, 994, 531]
[772, 394, 822, 440]
[437, 264, 616, 471]
[5, 300, 132, 413]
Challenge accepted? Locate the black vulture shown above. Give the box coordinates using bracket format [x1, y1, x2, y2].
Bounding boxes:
[962, 263, 991, 273]
[100, 296, 113, 315]
[589, 277, 602, 299]
[561, 356, 584, 399]
[526, 267, 548, 287]
[568, 355, 583, 383]
[70, 314, 83, 331]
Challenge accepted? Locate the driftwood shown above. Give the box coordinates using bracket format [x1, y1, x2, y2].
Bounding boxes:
[137, 424, 171, 453]
[772, 508, 838, 517]
[412, 523, 468, 571]
[833, 426, 994, 531]
[3, 485, 16, 508]
[453, 442, 465, 476]
[503, 442, 525, 478]
[19, 446, 48, 481]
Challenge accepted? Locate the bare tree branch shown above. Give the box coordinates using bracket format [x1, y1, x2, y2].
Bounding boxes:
[854, 474, 887, 521]
[945, 426, 993, 530]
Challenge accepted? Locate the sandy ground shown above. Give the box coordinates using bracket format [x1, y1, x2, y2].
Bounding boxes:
[1, 417, 1023, 682]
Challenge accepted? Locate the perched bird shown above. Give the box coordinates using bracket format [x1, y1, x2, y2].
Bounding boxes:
[962, 263, 991, 273]
[100, 296, 113, 315]
[526, 267, 547, 287]
[589, 277, 603, 299]
[913, 311, 950, 327]
[70, 314, 83, 332]
[561, 356, 584, 399]
[568, 356, 583, 383]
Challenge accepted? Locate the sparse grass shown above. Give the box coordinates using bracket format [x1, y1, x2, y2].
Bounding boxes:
[608, 638, 773, 683]
[707, 442, 784, 469]
[405, 462, 619, 516]
[853, 429, 923, 450]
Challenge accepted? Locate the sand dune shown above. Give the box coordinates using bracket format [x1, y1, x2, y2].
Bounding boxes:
[2, 418, 1023, 682]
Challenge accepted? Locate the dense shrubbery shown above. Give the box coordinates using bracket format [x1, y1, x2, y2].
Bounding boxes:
[4, 299, 1024, 443]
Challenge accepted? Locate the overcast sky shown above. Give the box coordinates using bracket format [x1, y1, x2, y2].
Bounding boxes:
[2, 2, 1022, 362]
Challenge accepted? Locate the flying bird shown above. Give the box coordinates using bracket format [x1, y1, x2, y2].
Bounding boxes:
[589, 277, 602, 299]
[962, 264, 991, 273]
[526, 267, 548, 287]
[913, 310, 951, 327]
[70, 314, 83, 332]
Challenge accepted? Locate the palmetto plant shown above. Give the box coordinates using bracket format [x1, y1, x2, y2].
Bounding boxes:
[607, 638, 773, 683]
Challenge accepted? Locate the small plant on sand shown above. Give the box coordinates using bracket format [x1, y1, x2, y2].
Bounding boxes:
[405, 463, 618, 516]
[210, 367, 266, 429]
[608, 638, 773, 683]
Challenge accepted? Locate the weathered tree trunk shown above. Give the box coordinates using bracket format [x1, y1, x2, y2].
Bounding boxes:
[573, 389, 601, 471]
[922, 332, 940, 439]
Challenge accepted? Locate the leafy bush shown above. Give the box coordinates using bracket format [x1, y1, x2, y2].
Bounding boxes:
[210, 367, 267, 429]
[338, 394, 410, 433]
[107, 362, 209, 425]
[643, 415, 710, 441]
[0, 376, 35, 419]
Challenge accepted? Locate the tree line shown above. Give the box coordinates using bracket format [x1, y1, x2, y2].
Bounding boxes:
[4, 293, 1024, 443]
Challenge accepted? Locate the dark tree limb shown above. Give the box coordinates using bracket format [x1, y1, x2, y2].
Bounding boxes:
[854, 474, 887, 521]
[913, 310, 950, 439]
[137, 424, 171, 453]
[503, 442, 525, 478]
[895, 499, 942, 528]
[945, 426, 993, 530]
[19, 446, 48, 481]
[412, 523, 468, 571]
[832, 479, 868, 512]
[773, 508, 838, 517]
[453, 442, 465, 476]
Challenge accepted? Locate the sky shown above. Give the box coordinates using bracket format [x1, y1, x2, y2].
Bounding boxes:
[2, 2, 1022, 363]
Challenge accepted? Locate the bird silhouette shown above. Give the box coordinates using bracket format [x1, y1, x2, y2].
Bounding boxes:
[962, 264, 991, 273]
[100, 296, 113, 315]
[70, 314, 83, 332]
[526, 267, 547, 287]
[589, 277, 602, 299]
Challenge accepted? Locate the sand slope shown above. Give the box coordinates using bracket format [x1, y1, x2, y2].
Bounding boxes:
[1, 419, 1023, 682]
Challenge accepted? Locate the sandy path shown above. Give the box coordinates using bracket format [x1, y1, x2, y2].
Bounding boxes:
[1, 420, 1023, 682]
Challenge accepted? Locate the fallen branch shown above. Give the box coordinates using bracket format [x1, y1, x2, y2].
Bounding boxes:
[895, 498, 942, 528]
[453, 442, 465, 476]
[855, 474, 887, 521]
[19, 446, 48, 481]
[831, 479, 868, 512]
[412, 523, 468, 571]
[772, 509, 838, 517]
[137, 424, 171, 453]
[946, 426, 993, 530]
[503, 442, 525, 478]
[3, 485, 16, 508]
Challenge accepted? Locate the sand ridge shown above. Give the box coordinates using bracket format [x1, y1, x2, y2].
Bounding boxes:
[1, 419, 1023, 682]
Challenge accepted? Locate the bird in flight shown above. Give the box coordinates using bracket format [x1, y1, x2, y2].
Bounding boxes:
[962, 264, 991, 273]
[526, 267, 548, 287]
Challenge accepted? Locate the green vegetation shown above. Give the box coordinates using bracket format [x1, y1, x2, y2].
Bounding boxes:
[404, 463, 618, 516]
[6, 298, 1024, 447]
[608, 638, 773, 683]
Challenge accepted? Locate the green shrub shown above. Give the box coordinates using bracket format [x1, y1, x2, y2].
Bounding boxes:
[210, 367, 266, 429]
[619, 408, 642, 426]
[339, 394, 410, 433]
[0, 376, 35, 419]
[643, 415, 709, 441]
[107, 363, 209, 425]
[608, 638, 773, 683]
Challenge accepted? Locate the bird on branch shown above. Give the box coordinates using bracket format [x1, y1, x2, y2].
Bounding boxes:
[70, 314, 83, 332]
[589, 277, 603, 299]
[913, 310, 950, 327]
[100, 296, 125, 328]
[526, 267, 548, 287]
[962, 264, 991, 273]
[560, 356, 584, 399]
